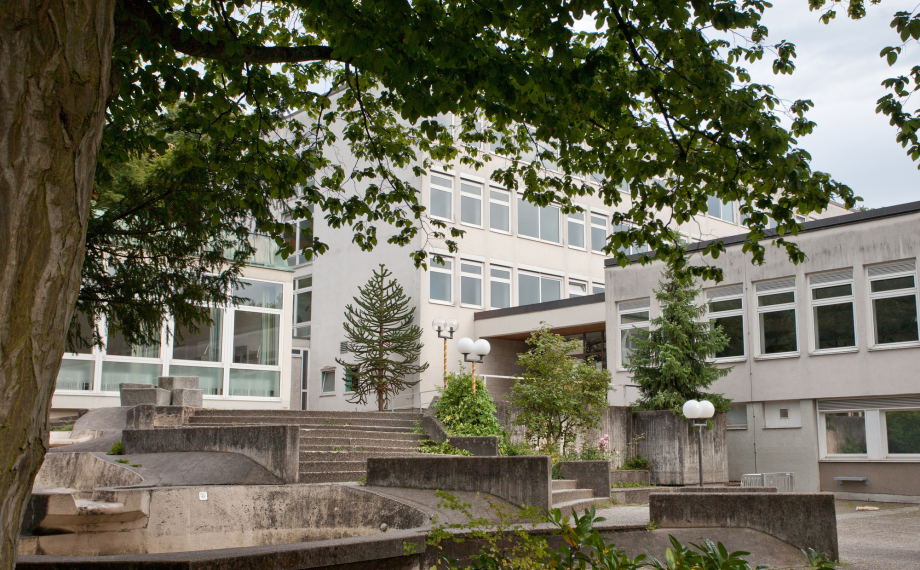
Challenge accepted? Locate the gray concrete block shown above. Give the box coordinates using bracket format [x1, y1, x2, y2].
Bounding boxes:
[120, 387, 171, 407]
[118, 383, 154, 392]
[560, 461, 610, 499]
[126, 404, 197, 429]
[170, 388, 203, 408]
[158, 376, 199, 390]
[611, 469, 650, 486]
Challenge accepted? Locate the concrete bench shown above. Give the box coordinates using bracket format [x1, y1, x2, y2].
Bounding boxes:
[834, 476, 868, 485]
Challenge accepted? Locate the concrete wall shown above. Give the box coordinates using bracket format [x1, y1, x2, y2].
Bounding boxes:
[366, 456, 553, 510]
[559, 461, 610, 498]
[121, 425, 300, 484]
[34, 452, 144, 494]
[631, 411, 728, 485]
[650, 491, 839, 561]
[819, 461, 920, 498]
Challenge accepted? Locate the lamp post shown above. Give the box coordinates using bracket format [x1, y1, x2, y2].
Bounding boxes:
[682, 399, 716, 487]
[432, 318, 459, 388]
[457, 337, 491, 393]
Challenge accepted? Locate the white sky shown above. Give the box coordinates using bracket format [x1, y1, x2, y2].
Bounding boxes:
[742, 0, 920, 208]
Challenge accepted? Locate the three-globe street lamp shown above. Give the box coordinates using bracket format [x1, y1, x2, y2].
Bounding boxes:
[457, 337, 491, 394]
[431, 318, 459, 388]
[682, 399, 716, 488]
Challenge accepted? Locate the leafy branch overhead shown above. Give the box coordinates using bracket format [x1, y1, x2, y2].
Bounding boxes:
[336, 264, 428, 411]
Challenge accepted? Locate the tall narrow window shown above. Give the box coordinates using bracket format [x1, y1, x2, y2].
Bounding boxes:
[756, 278, 798, 356]
[809, 270, 856, 351]
[707, 285, 745, 359]
[518, 272, 561, 306]
[460, 261, 483, 307]
[321, 369, 336, 393]
[489, 189, 511, 232]
[618, 299, 650, 367]
[868, 261, 919, 346]
[282, 206, 314, 266]
[568, 211, 585, 249]
[517, 197, 560, 243]
[430, 174, 453, 220]
[569, 281, 587, 298]
[228, 278, 284, 398]
[294, 276, 313, 339]
[490, 266, 512, 309]
[590, 214, 607, 253]
[429, 257, 453, 303]
[460, 181, 482, 226]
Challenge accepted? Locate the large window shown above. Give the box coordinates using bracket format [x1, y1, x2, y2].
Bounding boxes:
[490, 266, 512, 309]
[868, 261, 919, 347]
[294, 276, 312, 340]
[517, 197, 560, 243]
[430, 174, 453, 220]
[590, 214, 607, 253]
[172, 308, 223, 362]
[282, 207, 314, 266]
[518, 272, 561, 306]
[706, 285, 745, 359]
[460, 261, 483, 307]
[229, 279, 283, 397]
[568, 211, 585, 249]
[706, 197, 736, 223]
[102, 324, 162, 391]
[824, 411, 867, 455]
[618, 299, 650, 368]
[429, 257, 453, 303]
[819, 398, 920, 459]
[460, 181, 482, 226]
[489, 189, 511, 233]
[809, 270, 856, 352]
[755, 278, 798, 356]
[885, 410, 920, 454]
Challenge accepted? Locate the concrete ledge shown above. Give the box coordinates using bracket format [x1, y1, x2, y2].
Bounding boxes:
[611, 469, 649, 486]
[672, 486, 776, 493]
[650, 491, 838, 561]
[122, 425, 299, 483]
[421, 411, 500, 456]
[126, 405, 197, 429]
[367, 456, 552, 510]
[559, 461, 610, 498]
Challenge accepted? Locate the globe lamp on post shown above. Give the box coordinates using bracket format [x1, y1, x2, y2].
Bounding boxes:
[457, 338, 491, 393]
[432, 318, 459, 388]
[683, 399, 716, 487]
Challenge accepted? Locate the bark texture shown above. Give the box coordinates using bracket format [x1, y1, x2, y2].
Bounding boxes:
[0, 2, 114, 567]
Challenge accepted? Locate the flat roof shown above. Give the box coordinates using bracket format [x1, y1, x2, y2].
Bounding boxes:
[473, 292, 604, 321]
[604, 200, 920, 268]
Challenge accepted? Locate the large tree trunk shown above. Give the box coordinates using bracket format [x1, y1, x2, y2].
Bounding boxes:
[0, 2, 114, 567]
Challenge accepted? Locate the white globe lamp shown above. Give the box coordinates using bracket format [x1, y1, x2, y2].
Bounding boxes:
[699, 400, 716, 419]
[473, 339, 491, 357]
[457, 337, 475, 356]
[682, 399, 702, 419]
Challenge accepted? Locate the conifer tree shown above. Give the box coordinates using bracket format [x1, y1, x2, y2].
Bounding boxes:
[627, 268, 732, 414]
[337, 265, 428, 411]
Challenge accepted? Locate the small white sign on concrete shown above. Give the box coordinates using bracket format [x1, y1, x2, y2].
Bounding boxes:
[199, 491, 208, 501]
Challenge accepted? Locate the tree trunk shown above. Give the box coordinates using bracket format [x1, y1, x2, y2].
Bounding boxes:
[0, 2, 114, 567]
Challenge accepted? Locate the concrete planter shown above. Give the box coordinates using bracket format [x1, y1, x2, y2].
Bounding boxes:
[630, 410, 727, 486]
[611, 469, 650, 486]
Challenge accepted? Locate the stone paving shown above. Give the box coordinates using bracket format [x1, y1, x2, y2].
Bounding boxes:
[835, 500, 920, 569]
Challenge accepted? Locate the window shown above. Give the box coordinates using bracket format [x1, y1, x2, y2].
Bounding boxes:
[429, 257, 453, 303]
[590, 214, 607, 253]
[344, 368, 355, 393]
[726, 405, 748, 430]
[824, 412, 867, 455]
[430, 175, 453, 220]
[294, 276, 312, 339]
[809, 270, 856, 352]
[755, 278, 798, 356]
[282, 207, 314, 266]
[568, 211, 585, 249]
[489, 189, 511, 232]
[618, 299, 650, 367]
[490, 266, 512, 309]
[233, 280, 282, 309]
[592, 283, 605, 295]
[518, 272, 562, 306]
[517, 197, 560, 243]
[611, 223, 648, 255]
[868, 261, 919, 346]
[885, 410, 920, 454]
[173, 308, 223, 362]
[460, 261, 483, 307]
[321, 369, 336, 394]
[569, 281, 587, 298]
[232, 311, 279, 365]
[706, 197, 736, 223]
[229, 279, 283, 397]
[819, 398, 920, 460]
[460, 181, 482, 226]
[706, 285, 745, 359]
[56, 360, 94, 391]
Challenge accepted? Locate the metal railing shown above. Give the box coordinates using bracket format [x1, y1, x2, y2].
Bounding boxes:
[392, 389, 441, 411]
[741, 472, 795, 492]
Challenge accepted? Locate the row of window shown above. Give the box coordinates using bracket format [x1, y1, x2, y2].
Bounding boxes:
[57, 279, 286, 398]
[616, 261, 920, 368]
[821, 408, 920, 458]
[429, 257, 604, 309]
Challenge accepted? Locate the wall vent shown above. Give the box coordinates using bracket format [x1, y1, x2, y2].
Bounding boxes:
[809, 269, 853, 286]
[706, 284, 744, 299]
[868, 260, 916, 278]
[755, 277, 796, 292]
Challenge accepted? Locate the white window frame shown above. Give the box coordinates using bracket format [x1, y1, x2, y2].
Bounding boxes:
[706, 197, 737, 224]
[429, 174, 453, 222]
[320, 368, 336, 395]
[293, 275, 312, 340]
[817, 410, 872, 460]
[611, 222, 648, 255]
[517, 271, 562, 306]
[617, 299, 651, 370]
[459, 260, 484, 308]
[567, 210, 586, 250]
[227, 277, 285, 399]
[754, 278, 799, 359]
[880, 408, 920, 459]
[428, 257, 454, 306]
[808, 269, 858, 355]
[568, 280, 587, 298]
[590, 213, 608, 254]
[284, 208, 314, 267]
[818, 397, 920, 461]
[459, 180, 483, 228]
[516, 195, 561, 245]
[706, 285, 746, 363]
[866, 261, 920, 350]
[488, 188, 511, 234]
[592, 282, 605, 295]
[488, 264, 513, 309]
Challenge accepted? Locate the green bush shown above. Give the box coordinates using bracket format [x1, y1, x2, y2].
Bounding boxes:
[417, 439, 474, 456]
[107, 441, 124, 456]
[435, 369, 503, 437]
[620, 454, 650, 470]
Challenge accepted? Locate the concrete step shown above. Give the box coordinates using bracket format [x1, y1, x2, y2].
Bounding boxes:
[193, 409, 422, 420]
[299, 444, 423, 453]
[553, 498, 598, 517]
[298, 450, 431, 462]
[298, 470, 366, 484]
[298, 461, 366, 472]
[298, 435, 423, 448]
[552, 489, 594, 503]
[188, 416, 420, 429]
[298, 429, 424, 441]
[298, 423, 421, 433]
[552, 479, 578, 490]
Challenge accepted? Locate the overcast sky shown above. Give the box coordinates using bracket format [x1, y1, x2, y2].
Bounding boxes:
[743, 1, 920, 208]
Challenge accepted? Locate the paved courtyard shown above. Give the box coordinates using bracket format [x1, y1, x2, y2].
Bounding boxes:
[835, 500, 920, 569]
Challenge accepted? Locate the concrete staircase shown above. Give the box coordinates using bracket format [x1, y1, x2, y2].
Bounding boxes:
[552, 479, 598, 515]
[188, 409, 429, 483]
